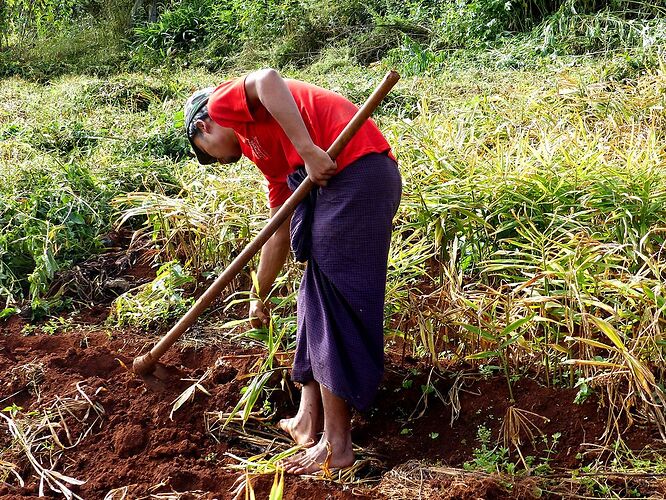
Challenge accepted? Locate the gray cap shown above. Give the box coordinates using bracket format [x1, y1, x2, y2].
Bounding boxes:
[184, 87, 216, 164]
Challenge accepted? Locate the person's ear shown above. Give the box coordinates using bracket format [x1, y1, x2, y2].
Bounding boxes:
[195, 119, 210, 134]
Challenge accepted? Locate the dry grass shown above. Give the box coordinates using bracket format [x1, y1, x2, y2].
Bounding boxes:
[0, 382, 104, 498]
[104, 484, 208, 499]
[205, 410, 382, 499]
[500, 406, 550, 471]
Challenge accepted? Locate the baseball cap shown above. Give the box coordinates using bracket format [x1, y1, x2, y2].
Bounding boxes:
[184, 87, 216, 164]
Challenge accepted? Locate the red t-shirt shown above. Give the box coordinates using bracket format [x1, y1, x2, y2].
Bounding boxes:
[207, 77, 392, 207]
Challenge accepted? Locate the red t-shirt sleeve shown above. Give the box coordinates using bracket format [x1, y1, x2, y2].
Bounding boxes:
[207, 77, 254, 125]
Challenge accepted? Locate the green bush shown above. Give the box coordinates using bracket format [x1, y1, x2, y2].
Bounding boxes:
[0, 0, 132, 79]
[131, 0, 226, 66]
[3, 0, 666, 78]
[537, 5, 666, 55]
[0, 162, 108, 315]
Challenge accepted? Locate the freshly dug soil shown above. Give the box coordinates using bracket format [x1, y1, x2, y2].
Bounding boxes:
[0, 313, 662, 499]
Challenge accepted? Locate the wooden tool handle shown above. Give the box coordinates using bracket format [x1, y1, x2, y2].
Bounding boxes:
[133, 70, 400, 375]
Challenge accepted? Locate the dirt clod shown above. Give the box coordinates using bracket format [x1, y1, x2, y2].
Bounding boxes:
[114, 424, 148, 457]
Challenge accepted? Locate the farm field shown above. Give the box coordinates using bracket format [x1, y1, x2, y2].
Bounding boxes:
[2, 1, 666, 498]
[1, 312, 662, 499]
[2, 62, 665, 499]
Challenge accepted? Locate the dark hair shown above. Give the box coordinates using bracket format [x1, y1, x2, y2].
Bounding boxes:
[187, 105, 210, 140]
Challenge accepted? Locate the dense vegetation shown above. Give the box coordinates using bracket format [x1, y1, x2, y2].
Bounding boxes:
[2, 0, 666, 495]
[2, 0, 666, 77]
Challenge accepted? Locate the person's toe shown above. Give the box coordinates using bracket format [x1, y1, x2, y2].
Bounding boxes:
[284, 461, 301, 474]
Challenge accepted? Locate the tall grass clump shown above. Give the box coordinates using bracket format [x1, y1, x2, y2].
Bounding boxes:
[108, 260, 195, 329]
[482, 1, 666, 75]
[0, 161, 107, 316]
[0, 0, 134, 78]
[0, 73, 189, 315]
[112, 159, 267, 272]
[381, 59, 666, 437]
[130, 0, 386, 69]
[4, 0, 666, 79]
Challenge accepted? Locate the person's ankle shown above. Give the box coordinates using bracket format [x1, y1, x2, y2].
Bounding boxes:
[322, 432, 352, 452]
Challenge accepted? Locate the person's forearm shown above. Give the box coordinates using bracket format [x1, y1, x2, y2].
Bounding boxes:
[250, 69, 317, 158]
[254, 215, 291, 300]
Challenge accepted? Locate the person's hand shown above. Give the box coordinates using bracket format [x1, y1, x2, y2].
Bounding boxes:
[249, 299, 269, 329]
[302, 144, 336, 186]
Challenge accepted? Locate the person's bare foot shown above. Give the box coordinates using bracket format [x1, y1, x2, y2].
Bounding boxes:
[281, 435, 354, 475]
[278, 381, 323, 446]
[278, 412, 321, 446]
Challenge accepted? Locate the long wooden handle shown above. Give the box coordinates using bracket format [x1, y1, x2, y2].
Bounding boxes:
[133, 70, 400, 375]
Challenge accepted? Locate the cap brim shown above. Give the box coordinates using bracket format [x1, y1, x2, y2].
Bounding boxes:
[188, 135, 217, 165]
[185, 87, 216, 165]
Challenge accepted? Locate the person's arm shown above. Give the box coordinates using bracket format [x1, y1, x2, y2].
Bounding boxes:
[244, 68, 337, 186]
[249, 205, 291, 328]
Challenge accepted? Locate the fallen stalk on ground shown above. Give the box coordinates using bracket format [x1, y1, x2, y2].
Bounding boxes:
[0, 382, 104, 499]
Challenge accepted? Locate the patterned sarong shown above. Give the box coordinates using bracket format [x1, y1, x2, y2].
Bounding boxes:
[287, 152, 402, 411]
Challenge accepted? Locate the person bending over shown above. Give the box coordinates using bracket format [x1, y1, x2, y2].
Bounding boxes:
[184, 69, 401, 474]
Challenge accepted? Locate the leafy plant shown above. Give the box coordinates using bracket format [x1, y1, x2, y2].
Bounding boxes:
[107, 261, 194, 330]
[464, 425, 512, 474]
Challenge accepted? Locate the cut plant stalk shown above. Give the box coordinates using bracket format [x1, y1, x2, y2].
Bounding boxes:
[132, 70, 401, 379]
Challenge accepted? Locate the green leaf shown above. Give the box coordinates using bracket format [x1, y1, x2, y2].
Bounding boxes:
[498, 333, 523, 350]
[566, 336, 613, 351]
[588, 316, 625, 350]
[268, 469, 284, 500]
[466, 350, 499, 360]
[220, 318, 251, 328]
[501, 313, 535, 336]
[68, 212, 84, 224]
[459, 323, 496, 341]
[0, 307, 18, 319]
[173, 110, 185, 128]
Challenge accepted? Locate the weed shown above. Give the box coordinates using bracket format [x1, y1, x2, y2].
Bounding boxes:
[41, 317, 74, 336]
[574, 377, 594, 404]
[464, 425, 512, 475]
[107, 261, 194, 330]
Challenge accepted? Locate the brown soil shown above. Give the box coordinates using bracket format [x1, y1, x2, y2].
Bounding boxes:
[0, 319, 662, 499]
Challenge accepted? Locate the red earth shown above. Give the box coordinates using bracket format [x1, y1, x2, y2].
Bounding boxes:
[1, 308, 664, 499]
